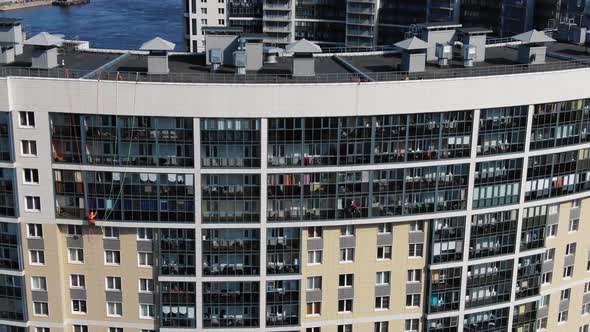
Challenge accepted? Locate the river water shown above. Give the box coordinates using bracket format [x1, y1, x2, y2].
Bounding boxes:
[0, 0, 186, 50]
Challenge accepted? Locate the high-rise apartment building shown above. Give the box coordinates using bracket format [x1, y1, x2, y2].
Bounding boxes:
[2, 23, 590, 332]
[184, 0, 461, 51]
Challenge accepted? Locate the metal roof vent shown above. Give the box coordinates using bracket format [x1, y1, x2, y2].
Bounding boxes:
[233, 39, 247, 75]
[209, 48, 222, 72]
[457, 27, 492, 63]
[557, 21, 587, 45]
[25, 32, 63, 69]
[394, 37, 428, 73]
[264, 46, 281, 64]
[140, 37, 175, 74]
[463, 45, 476, 67]
[513, 30, 556, 65]
[435, 43, 452, 67]
[286, 39, 322, 77]
[0, 18, 23, 56]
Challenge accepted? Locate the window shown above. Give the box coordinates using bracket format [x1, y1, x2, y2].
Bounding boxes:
[107, 302, 123, 317]
[564, 265, 574, 278]
[338, 299, 353, 313]
[581, 324, 590, 332]
[407, 269, 421, 282]
[36, 328, 50, 332]
[409, 221, 424, 232]
[21, 140, 37, 156]
[137, 228, 153, 240]
[340, 248, 354, 262]
[547, 224, 558, 237]
[109, 328, 123, 332]
[308, 227, 322, 238]
[103, 227, 119, 239]
[543, 248, 555, 261]
[30, 250, 45, 265]
[19, 111, 35, 127]
[73, 325, 88, 332]
[34, 301, 49, 316]
[70, 274, 85, 289]
[561, 288, 571, 301]
[558, 310, 568, 323]
[406, 294, 420, 307]
[566, 243, 577, 256]
[378, 223, 392, 234]
[582, 302, 590, 315]
[408, 243, 423, 257]
[67, 225, 82, 236]
[201, 7, 207, 13]
[376, 271, 391, 285]
[25, 196, 41, 211]
[539, 294, 550, 308]
[218, 7, 224, 14]
[338, 325, 352, 332]
[27, 224, 43, 238]
[306, 328, 320, 332]
[569, 219, 579, 232]
[375, 296, 390, 310]
[68, 248, 84, 263]
[138, 252, 153, 267]
[339, 274, 353, 288]
[377, 245, 392, 259]
[218, 18, 224, 24]
[139, 304, 154, 319]
[542, 271, 552, 284]
[31, 276, 47, 291]
[71, 299, 87, 314]
[139, 278, 154, 292]
[375, 321, 389, 332]
[23, 169, 39, 184]
[106, 276, 121, 291]
[405, 319, 419, 332]
[572, 199, 581, 208]
[537, 317, 548, 330]
[585, 282, 590, 294]
[341, 225, 355, 236]
[308, 250, 322, 264]
[306, 302, 321, 316]
[307, 276, 322, 290]
[105, 250, 121, 265]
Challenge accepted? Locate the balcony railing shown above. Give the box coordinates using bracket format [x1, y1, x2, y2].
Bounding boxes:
[1, 57, 590, 84]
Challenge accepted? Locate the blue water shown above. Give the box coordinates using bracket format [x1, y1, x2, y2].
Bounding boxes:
[0, 0, 186, 51]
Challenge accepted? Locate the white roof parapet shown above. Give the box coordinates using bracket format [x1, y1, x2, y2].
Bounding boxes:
[140, 37, 176, 51]
[286, 38, 322, 54]
[513, 30, 556, 44]
[394, 37, 429, 51]
[25, 32, 63, 47]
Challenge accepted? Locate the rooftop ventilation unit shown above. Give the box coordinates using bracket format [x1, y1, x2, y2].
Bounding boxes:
[435, 43, 452, 67]
[418, 22, 462, 61]
[513, 30, 556, 65]
[457, 27, 492, 63]
[25, 32, 63, 69]
[264, 47, 281, 64]
[463, 45, 476, 67]
[209, 48, 222, 72]
[0, 18, 23, 56]
[140, 37, 176, 74]
[394, 37, 429, 73]
[285, 39, 322, 77]
[233, 39, 247, 75]
[557, 21, 587, 45]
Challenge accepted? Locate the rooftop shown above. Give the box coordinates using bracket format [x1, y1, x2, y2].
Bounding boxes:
[1, 39, 589, 84]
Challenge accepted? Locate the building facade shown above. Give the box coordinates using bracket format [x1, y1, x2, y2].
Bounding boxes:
[2, 34, 590, 332]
